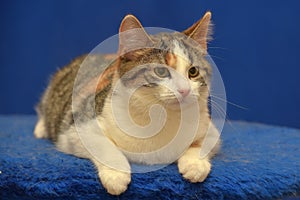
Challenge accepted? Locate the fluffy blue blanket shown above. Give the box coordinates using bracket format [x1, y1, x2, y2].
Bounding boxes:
[0, 115, 299, 199]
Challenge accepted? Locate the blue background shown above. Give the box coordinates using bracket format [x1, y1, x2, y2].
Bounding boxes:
[1, 0, 299, 128]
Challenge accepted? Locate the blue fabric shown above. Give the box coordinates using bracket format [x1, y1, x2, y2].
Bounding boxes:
[0, 115, 299, 199]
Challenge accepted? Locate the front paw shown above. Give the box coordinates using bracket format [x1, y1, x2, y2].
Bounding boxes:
[178, 157, 211, 183]
[99, 167, 131, 195]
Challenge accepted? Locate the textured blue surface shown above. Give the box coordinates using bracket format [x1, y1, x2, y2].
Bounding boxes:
[0, 115, 299, 199]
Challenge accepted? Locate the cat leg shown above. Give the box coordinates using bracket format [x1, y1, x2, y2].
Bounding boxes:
[178, 123, 220, 182]
[177, 146, 211, 182]
[56, 122, 131, 195]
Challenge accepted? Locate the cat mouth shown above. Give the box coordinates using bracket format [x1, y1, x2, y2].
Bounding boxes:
[163, 96, 197, 110]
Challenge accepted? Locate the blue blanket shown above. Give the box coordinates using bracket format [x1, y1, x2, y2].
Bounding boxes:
[0, 115, 299, 199]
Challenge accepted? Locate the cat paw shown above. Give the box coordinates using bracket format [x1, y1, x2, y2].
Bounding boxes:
[34, 118, 48, 138]
[99, 167, 131, 195]
[178, 157, 211, 183]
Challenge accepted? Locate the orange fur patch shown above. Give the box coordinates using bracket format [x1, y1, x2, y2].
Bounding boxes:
[74, 55, 119, 102]
[166, 53, 177, 69]
[96, 59, 119, 92]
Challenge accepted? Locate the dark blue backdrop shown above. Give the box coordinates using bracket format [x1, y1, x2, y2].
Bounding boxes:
[1, 0, 299, 128]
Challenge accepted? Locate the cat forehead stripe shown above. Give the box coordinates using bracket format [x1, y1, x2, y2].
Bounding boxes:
[165, 40, 190, 73]
[172, 40, 190, 62]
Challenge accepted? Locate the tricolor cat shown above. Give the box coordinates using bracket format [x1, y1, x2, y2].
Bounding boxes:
[34, 12, 220, 195]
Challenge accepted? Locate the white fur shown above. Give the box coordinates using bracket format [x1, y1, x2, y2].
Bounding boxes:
[99, 103, 191, 164]
[97, 77, 214, 164]
[172, 40, 189, 75]
[56, 121, 131, 195]
[34, 118, 47, 138]
[178, 147, 211, 182]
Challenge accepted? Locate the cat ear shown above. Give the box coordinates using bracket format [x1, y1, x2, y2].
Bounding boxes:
[183, 11, 212, 51]
[119, 15, 153, 57]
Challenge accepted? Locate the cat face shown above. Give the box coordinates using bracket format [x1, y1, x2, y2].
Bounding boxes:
[118, 40, 210, 109]
[116, 13, 212, 109]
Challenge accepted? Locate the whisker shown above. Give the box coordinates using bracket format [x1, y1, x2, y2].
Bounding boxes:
[209, 94, 248, 110]
[208, 46, 228, 50]
[198, 95, 227, 120]
[208, 98, 240, 131]
[209, 102, 238, 131]
[210, 101, 227, 119]
[207, 54, 225, 61]
[209, 100, 227, 117]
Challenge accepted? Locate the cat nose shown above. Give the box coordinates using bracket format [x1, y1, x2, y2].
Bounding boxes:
[178, 89, 190, 97]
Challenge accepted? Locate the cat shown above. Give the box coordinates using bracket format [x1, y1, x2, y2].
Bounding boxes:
[34, 11, 220, 195]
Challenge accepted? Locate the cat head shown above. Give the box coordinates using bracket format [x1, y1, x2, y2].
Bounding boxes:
[115, 12, 213, 109]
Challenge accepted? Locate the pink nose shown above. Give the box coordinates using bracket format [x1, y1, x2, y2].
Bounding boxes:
[178, 89, 190, 97]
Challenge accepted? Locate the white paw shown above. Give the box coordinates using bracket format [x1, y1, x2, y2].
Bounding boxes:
[34, 118, 48, 138]
[99, 167, 131, 195]
[178, 157, 211, 183]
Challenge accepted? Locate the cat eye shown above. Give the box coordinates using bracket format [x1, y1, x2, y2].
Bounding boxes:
[154, 67, 170, 78]
[188, 66, 200, 79]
